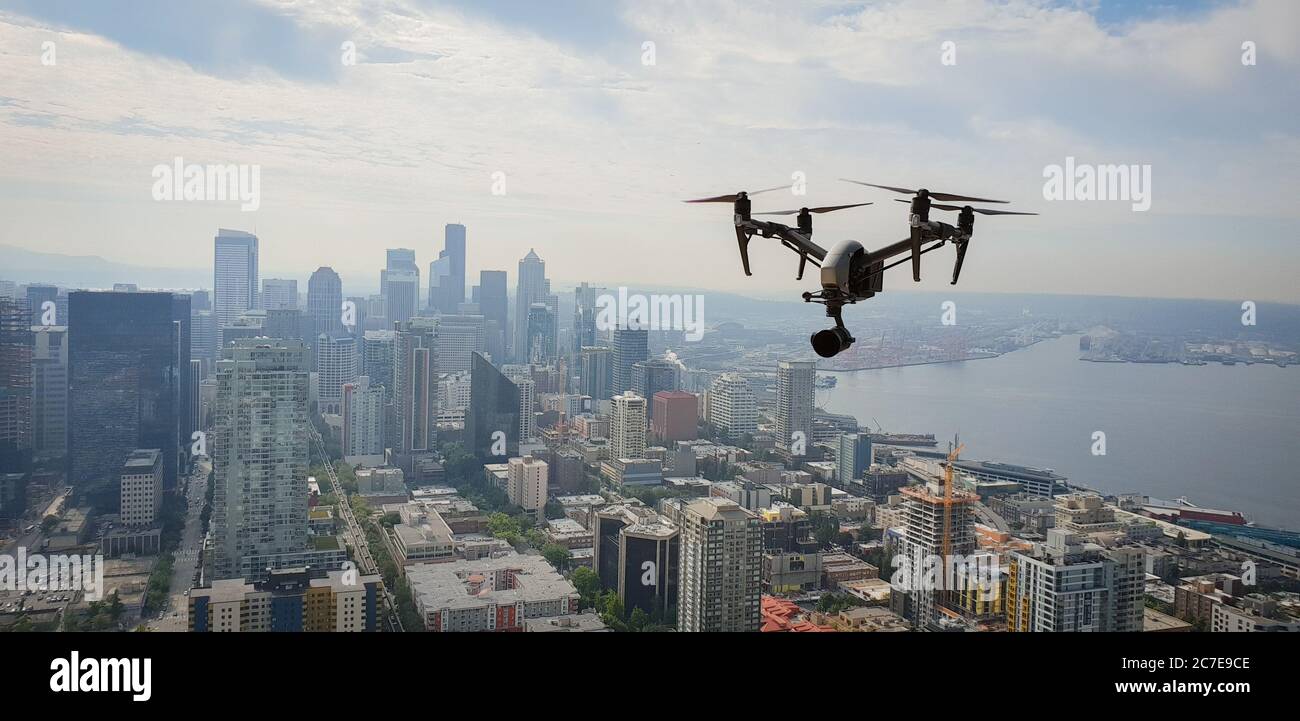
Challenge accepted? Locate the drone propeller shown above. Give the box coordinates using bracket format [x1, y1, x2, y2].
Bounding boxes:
[841, 179, 1008, 204]
[892, 199, 1036, 215]
[754, 202, 872, 216]
[683, 185, 787, 203]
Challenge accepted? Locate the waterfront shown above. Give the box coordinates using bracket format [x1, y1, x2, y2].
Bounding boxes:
[822, 334, 1300, 529]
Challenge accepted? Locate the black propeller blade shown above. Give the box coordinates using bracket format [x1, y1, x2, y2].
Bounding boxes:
[753, 202, 872, 216]
[892, 199, 1036, 215]
[843, 178, 1008, 204]
[683, 185, 786, 203]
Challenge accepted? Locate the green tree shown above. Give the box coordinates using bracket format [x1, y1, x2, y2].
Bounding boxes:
[542, 543, 570, 571]
[570, 567, 602, 609]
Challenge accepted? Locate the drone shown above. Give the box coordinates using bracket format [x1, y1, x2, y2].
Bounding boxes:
[685, 179, 1036, 357]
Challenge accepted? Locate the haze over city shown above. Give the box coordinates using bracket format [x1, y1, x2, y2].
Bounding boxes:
[1, 0, 1298, 301]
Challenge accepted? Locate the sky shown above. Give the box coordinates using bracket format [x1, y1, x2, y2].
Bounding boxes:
[0, 0, 1296, 302]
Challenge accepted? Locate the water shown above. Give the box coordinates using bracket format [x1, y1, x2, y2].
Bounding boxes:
[822, 335, 1300, 530]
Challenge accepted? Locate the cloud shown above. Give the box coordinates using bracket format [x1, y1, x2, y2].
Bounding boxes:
[0, 0, 1295, 302]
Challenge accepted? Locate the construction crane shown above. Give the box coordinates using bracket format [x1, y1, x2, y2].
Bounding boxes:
[941, 438, 965, 590]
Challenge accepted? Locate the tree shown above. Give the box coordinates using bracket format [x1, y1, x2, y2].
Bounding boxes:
[570, 567, 602, 609]
[380, 512, 402, 527]
[542, 543, 571, 571]
[628, 607, 650, 632]
[41, 514, 58, 533]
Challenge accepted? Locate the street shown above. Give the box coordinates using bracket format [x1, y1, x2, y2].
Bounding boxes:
[148, 457, 210, 632]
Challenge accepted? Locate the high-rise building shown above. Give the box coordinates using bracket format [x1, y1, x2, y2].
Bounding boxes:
[652, 391, 697, 445]
[189, 568, 383, 632]
[632, 358, 680, 417]
[211, 338, 310, 580]
[315, 334, 358, 415]
[342, 375, 385, 460]
[610, 393, 647, 461]
[213, 229, 259, 329]
[836, 433, 872, 484]
[706, 373, 757, 442]
[467, 351, 519, 460]
[25, 284, 57, 326]
[191, 308, 216, 377]
[673, 497, 762, 632]
[572, 283, 603, 354]
[382, 266, 420, 327]
[189, 359, 202, 437]
[68, 291, 179, 503]
[1006, 529, 1145, 632]
[434, 314, 486, 373]
[428, 225, 466, 315]
[578, 346, 612, 401]
[261, 278, 298, 310]
[172, 293, 193, 464]
[395, 319, 438, 457]
[592, 503, 679, 618]
[889, 477, 980, 629]
[361, 330, 399, 450]
[775, 361, 815, 457]
[0, 298, 32, 479]
[31, 325, 67, 461]
[477, 270, 508, 362]
[525, 303, 556, 365]
[507, 455, 548, 516]
[119, 448, 163, 527]
[307, 267, 343, 338]
[611, 329, 648, 396]
[514, 375, 537, 441]
[513, 249, 547, 362]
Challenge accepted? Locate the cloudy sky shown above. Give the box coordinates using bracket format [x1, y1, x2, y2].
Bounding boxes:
[0, 0, 1296, 302]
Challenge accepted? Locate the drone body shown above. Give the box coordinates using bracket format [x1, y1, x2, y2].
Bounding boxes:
[686, 181, 1035, 357]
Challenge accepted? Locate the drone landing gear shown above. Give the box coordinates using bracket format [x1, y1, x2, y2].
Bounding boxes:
[803, 293, 855, 358]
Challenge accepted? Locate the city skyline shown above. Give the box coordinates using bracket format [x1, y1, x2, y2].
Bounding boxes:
[1, 1, 1298, 303]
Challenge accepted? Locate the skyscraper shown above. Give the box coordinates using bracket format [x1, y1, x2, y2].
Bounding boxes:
[0, 297, 32, 479]
[632, 358, 680, 418]
[467, 351, 518, 460]
[395, 319, 438, 457]
[610, 392, 647, 461]
[213, 229, 259, 328]
[172, 293, 194, 466]
[68, 291, 179, 503]
[382, 271, 419, 327]
[578, 346, 612, 401]
[836, 433, 872, 484]
[434, 314, 486, 373]
[674, 497, 762, 632]
[25, 284, 57, 326]
[315, 334, 358, 415]
[513, 249, 547, 362]
[506, 455, 547, 518]
[707, 373, 757, 442]
[1007, 529, 1145, 632]
[611, 328, 648, 396]
[592, 503, 679, 619]
[429, 224, 466, 315]
[525, 302, 556, 365]
[652, 391, 697, 445]
[307, 267, 343, 338]
[572, 283, 603, 354]
[261, 278, 298, 310]
[211, 338, 310, 580]
[31, 324, 68, 461]
[342, 375, 385, 460]
[775, 360, 815, 457]
[890, 477, 980, 629]
[477, 270, 508, 362]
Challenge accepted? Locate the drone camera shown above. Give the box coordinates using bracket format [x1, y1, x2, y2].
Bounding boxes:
[811, 326, 854, 358]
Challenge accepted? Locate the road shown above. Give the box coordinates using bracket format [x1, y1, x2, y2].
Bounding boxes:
[148, 458, 210, 632]
[309, 429, 404, 632]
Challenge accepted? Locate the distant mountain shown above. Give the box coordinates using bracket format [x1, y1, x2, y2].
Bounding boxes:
[0, 244, 211, 290]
